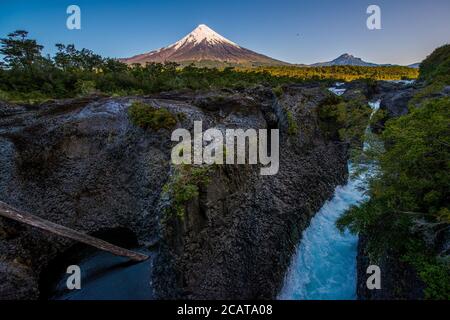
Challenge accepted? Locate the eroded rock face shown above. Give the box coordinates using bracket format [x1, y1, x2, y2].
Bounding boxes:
[153, 85, 349, 299]
[0, 86, 348, 300]
[0, 95, 172, 299]
[375, 81, 449, 124]
[380, 87, 416, 117]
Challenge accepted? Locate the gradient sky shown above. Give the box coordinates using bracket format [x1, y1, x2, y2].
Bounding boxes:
[0, 0, 449, 65]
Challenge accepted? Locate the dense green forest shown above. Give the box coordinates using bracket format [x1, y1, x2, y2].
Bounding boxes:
[245, 65, 418, 82]
[337, 45, 450, 299]
[0, 30, 417, 104]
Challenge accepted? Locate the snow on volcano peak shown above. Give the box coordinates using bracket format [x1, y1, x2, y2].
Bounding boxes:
[169, 24, 240, 49]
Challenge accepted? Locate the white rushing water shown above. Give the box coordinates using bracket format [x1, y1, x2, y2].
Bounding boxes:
[387, 79, 416, 85]
[278, 99, 380, 300]
[328, 82, 346, 96]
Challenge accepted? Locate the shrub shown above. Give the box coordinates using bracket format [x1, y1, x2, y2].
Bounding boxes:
[75, 79, 96, 96]
[127, 101, 177, 130]
[0, 89, 51, 104]
[318, 97, 371, 148]
[162, 165, 212, 218]
[273, 85, 283, 98]
[402, 241, 450, 300]
[286, 110, 299, 136]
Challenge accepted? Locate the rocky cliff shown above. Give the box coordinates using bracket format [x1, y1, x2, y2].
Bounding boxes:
[0, 85, 348, 299]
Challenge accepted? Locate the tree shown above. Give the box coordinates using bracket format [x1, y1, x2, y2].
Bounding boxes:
[0, 30, 43, 68]
[54, 44, 103, 71]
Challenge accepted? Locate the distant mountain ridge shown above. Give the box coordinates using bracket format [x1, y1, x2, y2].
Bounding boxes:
[310, 53, 378, 67]
[310, 53, 420, 68]
[121, 24, 288, 67]
[407, 63, 420, 69]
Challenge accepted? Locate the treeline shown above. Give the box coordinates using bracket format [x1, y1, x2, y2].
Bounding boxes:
[246, 65, 418, 82]
[418, 44, 450, 84]
[0, 30, 417, 104]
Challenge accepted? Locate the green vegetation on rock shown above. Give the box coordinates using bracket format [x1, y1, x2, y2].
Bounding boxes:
[337, 45, 450, 299]
[285, 110, 299, 136]
[162, 165, 212, 219]
[318, 94, 371, 149]
[402, 240, 450, 300]
[410, 44, 450, 108]
[128, 101, 177, 130]
[273, 85, 284, 98]
[337, 97, 450, 298]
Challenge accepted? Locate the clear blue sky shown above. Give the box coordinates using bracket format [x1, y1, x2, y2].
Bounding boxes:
[0, 0, 449, 65]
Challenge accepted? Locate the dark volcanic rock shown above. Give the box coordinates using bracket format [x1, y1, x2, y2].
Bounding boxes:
[376, 81, 450, 120]
[357, 236, 425, 300]
[380, 87, 415, 117]
[0, 96, 172, 299]
[153, 85, 349, 299]
[0, 85, 348, 300]
[368, 81, 418, 133]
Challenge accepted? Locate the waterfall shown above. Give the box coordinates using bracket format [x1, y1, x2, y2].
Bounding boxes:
[278, 99, 380, 300]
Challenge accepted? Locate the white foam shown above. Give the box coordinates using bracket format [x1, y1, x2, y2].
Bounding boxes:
[388, 80, 415, 85]
[328, 87, 346, 96]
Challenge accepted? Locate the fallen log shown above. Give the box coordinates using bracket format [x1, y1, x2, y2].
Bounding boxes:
[0, 201, 149, 262]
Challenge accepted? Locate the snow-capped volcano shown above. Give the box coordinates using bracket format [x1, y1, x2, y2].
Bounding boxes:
[121, 24, 287, 66]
